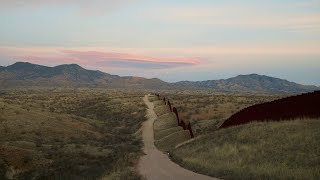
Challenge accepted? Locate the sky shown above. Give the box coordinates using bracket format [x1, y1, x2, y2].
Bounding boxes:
[0, 0, 319, 85]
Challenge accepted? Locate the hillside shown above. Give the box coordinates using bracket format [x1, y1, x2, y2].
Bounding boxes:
[0, 88, 145, 180]
[172, 74, 319, 93]
[170, 119, 320, 180]
[146, 92, 320, 179]
[0, 62, 318, 93]
[0, 89, 146, 179]
[0, 62, 168, 89]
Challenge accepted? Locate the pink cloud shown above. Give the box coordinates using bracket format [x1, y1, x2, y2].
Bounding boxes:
[10, 49, 202, 70]
[60, 49, 201, 64]
[17, 55, 90, 66]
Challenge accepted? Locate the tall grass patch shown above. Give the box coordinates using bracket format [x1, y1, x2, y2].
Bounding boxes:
[171, 119, 320, 180]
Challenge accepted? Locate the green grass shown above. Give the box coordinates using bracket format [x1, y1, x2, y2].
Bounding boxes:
[170, 119, 320, 180]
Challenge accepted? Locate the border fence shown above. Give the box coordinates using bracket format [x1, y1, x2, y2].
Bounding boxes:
[154, 93, 194, 138]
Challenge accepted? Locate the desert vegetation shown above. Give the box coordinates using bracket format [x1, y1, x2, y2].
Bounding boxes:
[170, 118, 320, 180]
[162, 92, 283, 135]
[0, 88, 146, 180]
[151, 92, 282, 151]
[151, 92, 319, 179]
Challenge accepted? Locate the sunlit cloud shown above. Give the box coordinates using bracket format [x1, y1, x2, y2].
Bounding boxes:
[0, 45, 319, 84]
[0, 1, 319, 85]
[0, 48, 201, 69]
[60, 50, 201, 64]
[1, 45, 319, 65]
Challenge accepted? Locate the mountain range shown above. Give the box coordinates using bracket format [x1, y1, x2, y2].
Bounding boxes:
[0, 62, 318, 93]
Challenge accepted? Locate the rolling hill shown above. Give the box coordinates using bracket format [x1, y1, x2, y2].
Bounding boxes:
[0, 62, 318, 93]
[0, 62, 168, 89]
[172, 74, 319, 93]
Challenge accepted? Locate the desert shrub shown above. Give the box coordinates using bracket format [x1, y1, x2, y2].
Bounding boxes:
[0, 90, 146, 179]
[0, 159, 8, 180]
[49, 107, 55, 112]
[23, 155, 32, 164]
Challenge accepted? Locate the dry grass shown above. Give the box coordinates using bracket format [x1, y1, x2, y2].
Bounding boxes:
[154, 127, 182, 140]
[167, 93, 282, 120]
[154, 113, 178, 130]
[152, 92, 319, 179]
[0, 88, 146, 180]
[155, 130, 191, 152]
[162, 93, 284, 136]
[170, 119, 320, 180]
[154, 105, 170, 117]
[151, 92, 281, 153]
[153, 100, 165, 107]
[152, 99, 192, 152]
[148, 95, 156, 102]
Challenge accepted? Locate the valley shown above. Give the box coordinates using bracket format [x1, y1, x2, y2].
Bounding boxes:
[0, 63, 319, 180]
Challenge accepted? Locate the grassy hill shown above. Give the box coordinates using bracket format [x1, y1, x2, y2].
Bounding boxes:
[0, 88, 146, 179]
[0, 62, 169, 89]
[152, 92, 320, 179]
[170, 119, 320, 180]
[172, 74, 319, 93]
[151, 92, 282, 151]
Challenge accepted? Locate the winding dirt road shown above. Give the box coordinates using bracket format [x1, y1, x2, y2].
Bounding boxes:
[138, 94, 218, 180]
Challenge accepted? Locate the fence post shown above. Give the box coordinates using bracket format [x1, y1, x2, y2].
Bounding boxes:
[172, 107, 180, 126]
[180, 120, 186, 130]
[187, 122, 194, 138]
[168, 100, 172, 112]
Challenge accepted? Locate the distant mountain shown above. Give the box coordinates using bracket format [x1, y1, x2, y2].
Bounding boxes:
[172, 74, 319, 93]
[0, 62, 115, 87]
[0, 62, 168, 89]
[0, 62, 318, 93]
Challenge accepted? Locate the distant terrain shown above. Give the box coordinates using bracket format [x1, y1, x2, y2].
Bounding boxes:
[1, 62, 318, 93]
[0, 62, 168, 89]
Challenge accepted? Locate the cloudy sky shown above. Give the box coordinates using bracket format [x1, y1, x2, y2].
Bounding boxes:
[0, 0, 319, 85]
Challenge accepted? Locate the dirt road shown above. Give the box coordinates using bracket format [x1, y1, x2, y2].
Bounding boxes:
[138, 94, 218, 180]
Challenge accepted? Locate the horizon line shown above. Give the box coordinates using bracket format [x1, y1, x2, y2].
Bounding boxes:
[1, 61, 319, 87]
